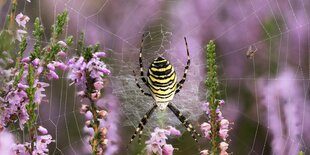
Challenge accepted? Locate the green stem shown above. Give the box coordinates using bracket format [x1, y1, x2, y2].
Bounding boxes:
[25, 64, 37, 153]
[205, 40, 220, 154]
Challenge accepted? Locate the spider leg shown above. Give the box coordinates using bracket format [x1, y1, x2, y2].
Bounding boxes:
[168, 103, 200, 142]
[175, 37, 190, 94]
[128, 104, 158, 144]
[139, 33, 147, 84]
[133, 70, 151, 96]
[138, 130, 143, 145]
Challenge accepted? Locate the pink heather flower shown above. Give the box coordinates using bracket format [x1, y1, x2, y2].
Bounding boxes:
[53, 61, 67, 70]
[216, 108, 223, 120]
[48, 70, 59, 80]
[77, 91, 86, 98]
[146, 127, 180, 155]
[18, 104, 29, 129]
[47, 63, 55, 71]
[93, 52, 106, 58]
[37, 66, 43, 75]
[219, 129, 229, 141]
[57, 41, 67, 47]
[57, 51, 66, 57]
[218, 100, 225, 106]
[33, 134, 54, 155]
[1, 89, 29, 129]
[12, 144, 27, 154]
[32, 58, 40, 66]
[200, 149, 209, 155]
[166, 126, 181, 136]
[15, 13, 30, 28]
[16, 29, 27, 41]
[38, 126, 48, 135]
[147, 143, 162, 155]
[87, 57, 110, 80]
[68, 57, 87, 86]
[85, 111, 93, 120]
[220, 151, 229, 155]
[80, 104, 89, 114]
[220, 119, 229, 129]
[34, 81, 49, 104]
[200, 122, 211, 138]
[219, 142, 229, 152]
[98, 110, 108, 119]
[202, 102, 210, 115]
[91, 91, 101, 101]
[162, 144, 174, 155]
[94, 81, 104, 91]
[21, 56, 30, 63]
[17, 83, 29, 90]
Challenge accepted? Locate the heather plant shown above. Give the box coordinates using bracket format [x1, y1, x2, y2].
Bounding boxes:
[0, 2, 71, 153]
[200, 41, 232, 155]
[68, 32, 110, 154]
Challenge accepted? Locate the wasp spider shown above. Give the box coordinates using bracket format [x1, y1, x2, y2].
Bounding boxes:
[129, 34, 201, 144]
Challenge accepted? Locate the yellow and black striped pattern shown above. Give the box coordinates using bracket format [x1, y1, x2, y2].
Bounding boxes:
[146, 57, 177, 102]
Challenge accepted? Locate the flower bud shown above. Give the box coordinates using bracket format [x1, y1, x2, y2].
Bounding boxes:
[219, 142, 229, 151]
[85, 120, 92, 128]
[32, 58, 40, 66]
[91, 91, 101, 101]
[38, 126, 48, 135]
[57, 41, 67, 47]
[94, 52, 106, 58]
[80, 104, 89, 114]
[200, 150, 209, 155]
[57, 51, 66, 57]
[220, 119, 229, 129]
[98, 110, 108, 119]
[101, 139, 108, 146]
[77, 91, 86, 98]
[94, 81, 104, 91]
[85, 111, 93, 120]
[100, 127, 108, 136]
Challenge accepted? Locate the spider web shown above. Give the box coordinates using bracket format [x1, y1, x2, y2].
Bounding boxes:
[6, 0, 310, 154]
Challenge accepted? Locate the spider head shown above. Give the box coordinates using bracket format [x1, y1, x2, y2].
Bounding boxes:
[152, 56, 169, 68]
